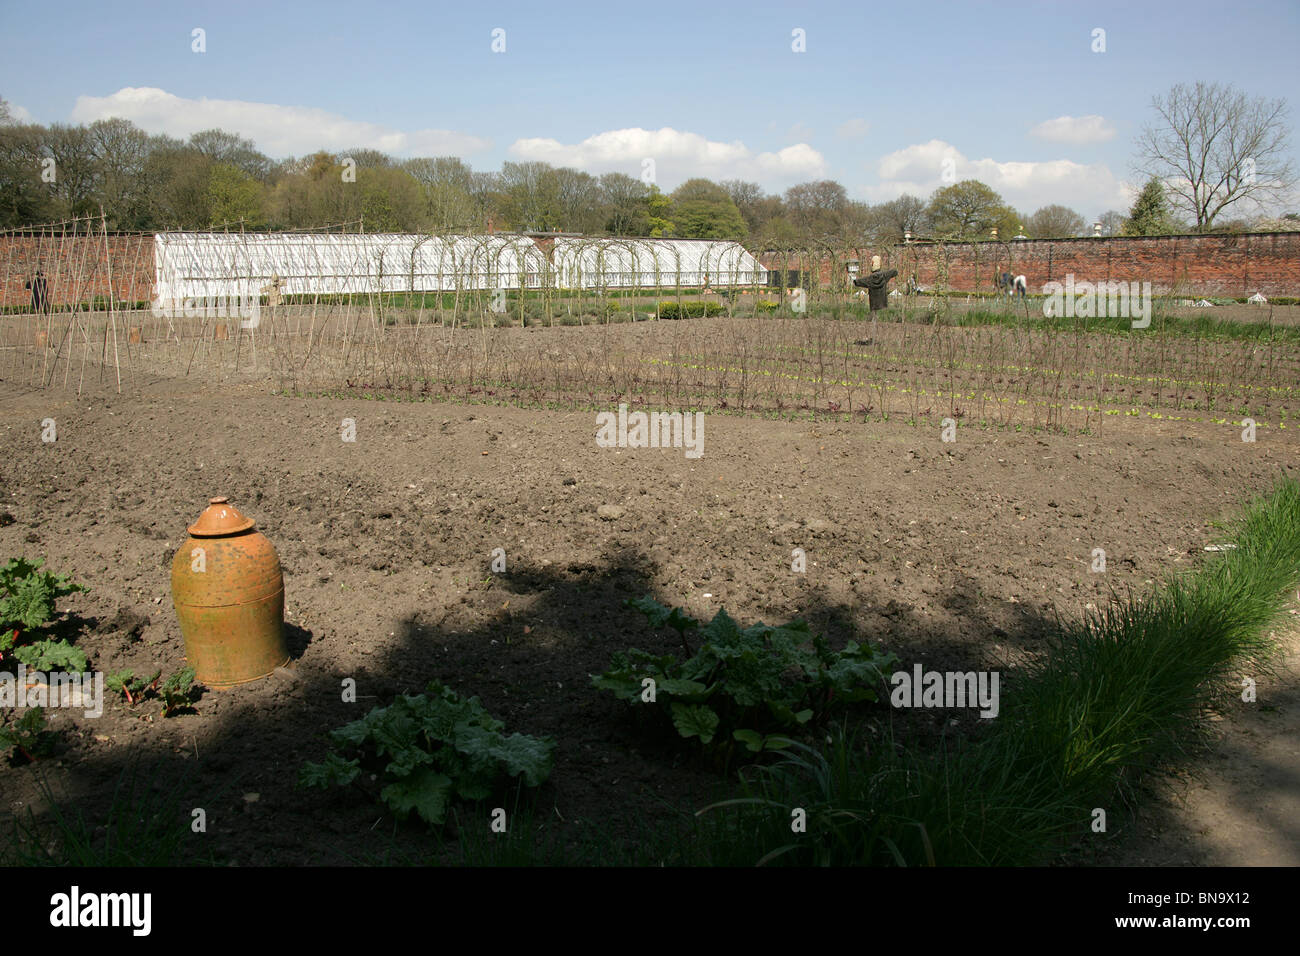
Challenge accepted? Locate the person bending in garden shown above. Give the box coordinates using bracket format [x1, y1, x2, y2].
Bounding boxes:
[24, 270, 50, 314]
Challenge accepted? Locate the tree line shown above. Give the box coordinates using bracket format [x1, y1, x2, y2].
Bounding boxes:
[1, 80, 1293, 241]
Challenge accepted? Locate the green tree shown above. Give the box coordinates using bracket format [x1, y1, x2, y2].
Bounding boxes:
[206, 163, 266, 228]
[141, 139, 215, 228]
[265, 151, 347, 227]
[0, 119, 56, 226]
[338, 148, 393, 170]
[673, 198, 747, 239]
[757, 215, 800, 244]
[356, 166, 427, 232]
[647, 185, 673, 237]
[1123, 178, 1174, 236]
[670, 178, 746, 239]
[927, 180, 1016, 239]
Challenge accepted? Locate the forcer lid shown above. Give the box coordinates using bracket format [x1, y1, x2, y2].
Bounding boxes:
[188, 496, 256, 536]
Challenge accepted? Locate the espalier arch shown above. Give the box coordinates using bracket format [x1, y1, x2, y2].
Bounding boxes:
[4, 215, 1293, 441]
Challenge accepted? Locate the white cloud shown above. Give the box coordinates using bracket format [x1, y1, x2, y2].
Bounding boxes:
[5, 102, 35, 123]
[69, 87, 491, 158]
[836, 118, 870, 140]
[1028, 115, 1116, 145]
[508, 126, 827, 188]
[861, 139, 1132, 215]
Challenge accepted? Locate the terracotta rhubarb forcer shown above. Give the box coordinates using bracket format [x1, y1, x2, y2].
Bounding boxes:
[170, 497, 289, 687]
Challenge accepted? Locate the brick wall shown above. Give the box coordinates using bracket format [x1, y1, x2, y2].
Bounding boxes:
[1, 233, 155, 308]
[761, 232, 1300, 297]
[5, 231, 1297, 307]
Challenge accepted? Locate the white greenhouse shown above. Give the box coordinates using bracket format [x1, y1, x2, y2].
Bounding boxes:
[151, 233, 549, 315]
[549, 237, 766, 289]
[150, 233, 766, 316]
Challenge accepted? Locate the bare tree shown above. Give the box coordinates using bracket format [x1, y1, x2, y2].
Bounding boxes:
[499, 161, 562, 232]
[1096, 210, 1126, 236]
[1025, 204, 1087, 238]
[43, 123, 99, 218]
[88, 118, 150, 228]
[553, 167, 602, 233]
[868, 194, 927, 241]
[598, 172, 648, 235]
[337, 148, 393, 169]
[784, 180, 848, 234]
[1135, 81, 1295, 230]
[403, 157, 478, 231]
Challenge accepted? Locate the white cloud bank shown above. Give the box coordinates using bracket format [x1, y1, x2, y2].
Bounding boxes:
[69, 87, 491, 158]
[508, 126, 827, 187]
[862, 139, 1134, 215]
[4, 102, 35, 123]
[1029, 114, 1116, 145]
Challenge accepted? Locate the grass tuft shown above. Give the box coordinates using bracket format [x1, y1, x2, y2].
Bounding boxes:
[695, 478, 1300, 865]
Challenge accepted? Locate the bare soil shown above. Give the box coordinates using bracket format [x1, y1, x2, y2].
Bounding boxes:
[1, 350, 1298, 864]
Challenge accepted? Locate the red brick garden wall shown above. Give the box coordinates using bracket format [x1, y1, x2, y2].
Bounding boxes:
[762, 233, 1300, 297]
[0, 233, 155, 308]
[5, 231, 1297, 307]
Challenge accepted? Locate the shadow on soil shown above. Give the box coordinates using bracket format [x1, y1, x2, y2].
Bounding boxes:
[6, 550, 1283, 866]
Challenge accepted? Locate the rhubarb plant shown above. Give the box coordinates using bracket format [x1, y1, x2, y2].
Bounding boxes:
[105, 667, 196, 716]
[158, 667, 197, 717]
[0, 708, 57, 764]
[0, 558, 87, 669]
[299, 681, 555, 826]
[593, 597, 899, 753]
[106, 669, 163, 706]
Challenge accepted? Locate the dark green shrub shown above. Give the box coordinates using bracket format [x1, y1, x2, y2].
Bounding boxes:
[593, 597, 898, 754]
[658, 301, 725, 320]
[299, 680, 555, 827]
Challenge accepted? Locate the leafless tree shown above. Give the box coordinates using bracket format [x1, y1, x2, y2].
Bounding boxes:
[1134, 81, 1295, 230]
[868, 194, 927, 241]
[1025, 204, 1087, 238]
[87, 118, 150, 228]
[1096, 210, 1126, 236]
[188, 128, 272, 179]
[598, 172, 649, 236]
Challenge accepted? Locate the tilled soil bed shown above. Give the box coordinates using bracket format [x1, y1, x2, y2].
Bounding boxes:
[1, 375, 1297, 864]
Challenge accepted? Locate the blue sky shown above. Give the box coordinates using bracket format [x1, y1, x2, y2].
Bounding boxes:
[3, 0, 1298, 219]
